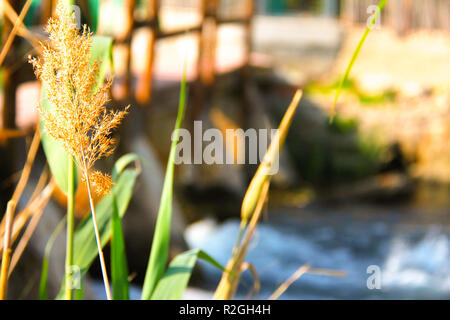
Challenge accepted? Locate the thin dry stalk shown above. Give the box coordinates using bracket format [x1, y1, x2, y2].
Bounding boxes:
[6, 169, 49, 274]
[10, 126, 41, 204]
[268, 266, 347, 300]
[85, 173, 112, 300]
[2, 0, 42, 52]
[0, 181, 56, 256]
[0, 200, 16, 300]
[8, 179, 53, 276]
[0, 128, 29, 142]
[307, 268, 347, 277]
[213, 181, 270, 300]
[241, 262, 260, 299]
[0, 0, 34, 67]
[8, 206, 45, 277]
[268, 264, 311, 300]
[28, 167, 49, 202]
[0, 126, 41, 236]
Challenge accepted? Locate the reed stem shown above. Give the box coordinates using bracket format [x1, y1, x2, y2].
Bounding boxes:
[84, 173, 112, 300]
[64, 156, 75, 300]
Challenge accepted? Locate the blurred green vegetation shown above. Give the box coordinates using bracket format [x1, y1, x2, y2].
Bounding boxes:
[305, 78, 397, 106]
[269, 92, 385, 185]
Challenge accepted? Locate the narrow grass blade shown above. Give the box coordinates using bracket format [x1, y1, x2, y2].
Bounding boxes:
[65, 156, 76, 300]
[110, 155, 140, 292]
[141, 67, 188, 300]
[39, 217, 66, 300]
[151, 249, 224, 300]
[111, 153, 139, 299]
[331, 0, 388, 118]
[268, 264, 310, 300]
[111, 194, 130, 300]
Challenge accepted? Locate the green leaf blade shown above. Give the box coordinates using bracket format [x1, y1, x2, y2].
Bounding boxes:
[111, 194, 130, 300]
[141, 67, 188, 300]
[331, 0, 388, 119]
[151, 249, 225, 300]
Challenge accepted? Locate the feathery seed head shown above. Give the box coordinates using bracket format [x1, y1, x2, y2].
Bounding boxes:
[29, 1, 129, 195]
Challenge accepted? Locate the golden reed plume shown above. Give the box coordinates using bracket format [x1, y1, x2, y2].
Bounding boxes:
[29, 1, 129, 195]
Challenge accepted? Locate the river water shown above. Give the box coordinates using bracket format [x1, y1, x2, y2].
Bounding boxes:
[186, 202, 450, 300]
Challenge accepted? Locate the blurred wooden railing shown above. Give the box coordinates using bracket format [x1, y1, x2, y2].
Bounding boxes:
[0, 0, 255, 131]
[0, 0, 254, 208]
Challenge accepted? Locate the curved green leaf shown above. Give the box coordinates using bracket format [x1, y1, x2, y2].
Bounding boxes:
[112, 153, 141, 180]
[151, 249, 225, 300]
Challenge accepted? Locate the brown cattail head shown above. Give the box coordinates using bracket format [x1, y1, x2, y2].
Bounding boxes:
[29, 1, 129, 195]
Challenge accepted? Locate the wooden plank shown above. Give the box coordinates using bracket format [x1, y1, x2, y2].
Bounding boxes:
[136, 0, 159, 104]
[198, 0, 219, 86]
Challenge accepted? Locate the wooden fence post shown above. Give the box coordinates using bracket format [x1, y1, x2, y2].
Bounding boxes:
[244, 0, 255, 69]
[136, 0, 159, 105]
[192, 0, 219, 121]
[199, 0, 219, 87]
[124, 0, 135, 100]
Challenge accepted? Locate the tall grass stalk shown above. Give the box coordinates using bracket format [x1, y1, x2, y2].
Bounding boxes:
[84, 172, 112, 300]
[214, 181, 270, 299]
[29, 1, 129, 300]
[331, 0, 389, 120]
[64, 157, 75, 300]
